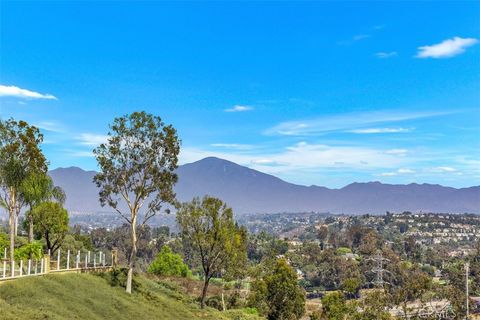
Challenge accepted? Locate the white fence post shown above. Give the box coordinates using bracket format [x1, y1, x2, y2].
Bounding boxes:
[93, 253, 96, 268]
[40, 258, 44, 274]
[102, 252, 105, 267]
[57, 249, 61, 270]
[85, 254, 88, 268]
[66, 250, 70, 270]
[19, 260, 23, 277]
[76, 251, 79, 269]
[27, 259, 31, 275]
[3, 260, 6, 278]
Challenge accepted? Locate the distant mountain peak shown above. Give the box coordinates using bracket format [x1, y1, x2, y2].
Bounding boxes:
[49, 157, 480, 215]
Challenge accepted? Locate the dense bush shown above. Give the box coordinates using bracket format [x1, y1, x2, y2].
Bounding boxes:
[205, 295, 223, 310]
[99, 268, 140, 291]
[0, 233, 8, 253]
[148, 246, 191, 277]
[14, 241, 43, 260]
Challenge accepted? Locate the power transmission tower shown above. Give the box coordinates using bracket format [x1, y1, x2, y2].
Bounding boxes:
[367, 250, 391, 288]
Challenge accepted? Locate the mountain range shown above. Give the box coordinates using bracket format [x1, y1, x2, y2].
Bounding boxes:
[49, 157, 480, 215]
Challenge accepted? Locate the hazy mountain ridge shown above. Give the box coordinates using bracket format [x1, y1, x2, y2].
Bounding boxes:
[49, 157, 480, 215]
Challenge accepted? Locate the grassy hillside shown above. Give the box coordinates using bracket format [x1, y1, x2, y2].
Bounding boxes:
[0, 273, 262, 320]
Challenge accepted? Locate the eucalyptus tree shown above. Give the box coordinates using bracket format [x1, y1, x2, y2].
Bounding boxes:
[177, 196, 247, 308]
[0, 119, 47, 261]
[93, 111, 180, 294]
[21, 172, 66, 242]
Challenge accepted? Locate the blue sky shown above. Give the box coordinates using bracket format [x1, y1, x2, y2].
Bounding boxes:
[1, 1, 479, 188]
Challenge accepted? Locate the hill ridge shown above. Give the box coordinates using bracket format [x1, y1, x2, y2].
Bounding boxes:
[49, 157, 480, 215]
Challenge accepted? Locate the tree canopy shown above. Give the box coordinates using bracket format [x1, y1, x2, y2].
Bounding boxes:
[93, 111, 180, 294]
[31, 201, 69, 255]
[0, 119, 47, 261]
[176, 196, 247, 308]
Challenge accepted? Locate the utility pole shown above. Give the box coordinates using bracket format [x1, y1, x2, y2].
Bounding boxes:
[465, 262, 469, 320]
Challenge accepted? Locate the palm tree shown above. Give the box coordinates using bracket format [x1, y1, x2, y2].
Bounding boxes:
[21, 172, 65, 243]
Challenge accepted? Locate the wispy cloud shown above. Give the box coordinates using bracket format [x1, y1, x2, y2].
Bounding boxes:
[76, 133, 109, 146]
[381, 168, 415, 176]
[385, 149, 408, 156]
[338, 34, 371, 45]
[416, 37, 478, 59]
[211, 143, 254, 150]
[398, 168, 415, 174]
[375, 51, 397, 58]
[181, 142, 407, 175]
[264, 110, 451, 136]
[349, 127, 412, 134]
[353, 34, 371, 41]
[0, 84, 57, 100]
[34, 121, 65, 133]
[380, 172, 397, 177]
[250, 159, 280, 166]
[64, 150, 95, 158]
[224, 105, 253, 112]
[433, 166, 457, 173]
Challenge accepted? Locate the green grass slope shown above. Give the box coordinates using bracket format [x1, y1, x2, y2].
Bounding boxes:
[0, 273, 262, 320]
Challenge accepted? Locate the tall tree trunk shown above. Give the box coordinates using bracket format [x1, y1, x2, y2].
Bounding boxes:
[14, 214, 18, 237]
[126, 214, 137, 294]
[9, 209, 14, 262]
[201, 275, 210, 309]
[8, 188, 16, 262]
[28, 214, 34, 243]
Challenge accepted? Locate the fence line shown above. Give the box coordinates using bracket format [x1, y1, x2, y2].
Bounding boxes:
[0, 249, 118, 282]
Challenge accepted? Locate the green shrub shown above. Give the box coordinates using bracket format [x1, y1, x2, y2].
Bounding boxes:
[148, 246, 191, 277]
[336, 247, 352, 255]
[14, 241, 43, 260]
[98, 268, 140, 291]
[0, 233, 8, 253]
[227, 291, 242, 309]
[205, 295, 223, 311]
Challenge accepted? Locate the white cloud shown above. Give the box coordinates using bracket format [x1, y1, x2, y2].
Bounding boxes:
[349, 127, 412, 134]
[380, 172, 397, 177]
[0, 85, 57, 100]
[416, 37, 478, 59]
[180, 142, 407, 176]
[77, 133, 109, 146]
[250, 159, 276, 165]
[398, 168, 415, 174]
[434, 166, 457, 172]
[265, 110, 450, 136]
[224, 105, 253, 112]
[385, 149, 408, 156]
[375, 51, 397, 58]
[34, 121, 65, 133]
[381, 168, 415, 176]
[210, 143, 254, 150]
